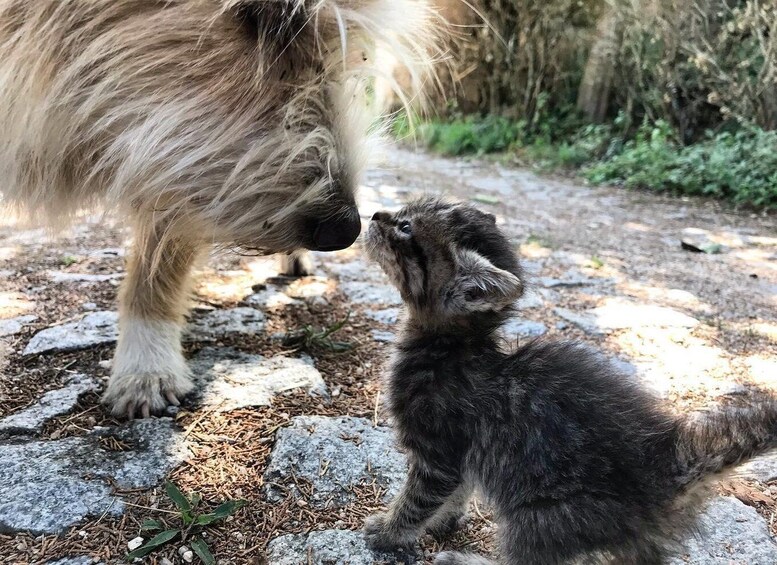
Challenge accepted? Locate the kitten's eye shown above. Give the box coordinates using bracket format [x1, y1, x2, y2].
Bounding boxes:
[397, 221, 412, 235]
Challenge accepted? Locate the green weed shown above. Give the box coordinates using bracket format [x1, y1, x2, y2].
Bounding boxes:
[125, 482, 246, 563]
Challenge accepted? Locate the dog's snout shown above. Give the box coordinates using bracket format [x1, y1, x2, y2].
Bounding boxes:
[371, 211, 392, 223]
[313, 208, 362, 251]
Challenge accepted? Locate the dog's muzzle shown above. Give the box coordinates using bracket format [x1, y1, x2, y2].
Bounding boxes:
[312, 207, 362, 251]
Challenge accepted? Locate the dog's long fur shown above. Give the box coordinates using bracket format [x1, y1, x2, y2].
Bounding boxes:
[0, 0, 441, 417]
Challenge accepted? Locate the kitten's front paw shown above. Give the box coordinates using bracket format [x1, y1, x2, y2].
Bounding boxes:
[363, 513, 415, 551]
[427, 512, 467, 538]
[434, 551, 472, 565]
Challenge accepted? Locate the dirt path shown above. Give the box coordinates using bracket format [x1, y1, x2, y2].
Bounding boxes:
[0, 146, 775, 564]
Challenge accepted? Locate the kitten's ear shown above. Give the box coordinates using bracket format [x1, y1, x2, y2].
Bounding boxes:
[450, 250, 523, 312]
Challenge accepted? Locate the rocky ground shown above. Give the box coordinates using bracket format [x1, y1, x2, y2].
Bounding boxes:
[0, 145, 775, 564]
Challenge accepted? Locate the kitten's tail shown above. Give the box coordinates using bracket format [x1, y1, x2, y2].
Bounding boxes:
[674, 398, 777, 486]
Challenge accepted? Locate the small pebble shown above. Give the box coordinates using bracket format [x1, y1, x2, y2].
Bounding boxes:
[179, 546, 193, 562]
[296, 499, 308, 507]
[160, 559, 173, 565]
[128, 536, 144, 551]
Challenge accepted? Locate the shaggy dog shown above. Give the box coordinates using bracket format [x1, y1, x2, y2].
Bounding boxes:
[0, 0, 438, 419]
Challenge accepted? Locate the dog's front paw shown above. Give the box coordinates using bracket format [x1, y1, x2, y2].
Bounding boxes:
[363, 513, 415, 551]
[103, 368, 193, 420]
[279, 252, 313, 277]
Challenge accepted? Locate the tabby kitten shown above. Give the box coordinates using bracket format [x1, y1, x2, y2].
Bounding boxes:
[362, 197, 777, 565]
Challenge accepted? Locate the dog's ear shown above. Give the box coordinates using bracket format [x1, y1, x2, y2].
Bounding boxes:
[226, 1, 310, 45]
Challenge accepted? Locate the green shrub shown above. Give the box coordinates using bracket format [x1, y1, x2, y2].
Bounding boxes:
[585, 122, 777, 208]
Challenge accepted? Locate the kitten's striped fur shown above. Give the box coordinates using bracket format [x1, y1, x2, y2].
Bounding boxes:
[364, 197, 777, 564]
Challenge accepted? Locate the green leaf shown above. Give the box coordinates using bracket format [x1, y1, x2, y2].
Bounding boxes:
[140, 519, 163, 532]
[125, 529, 180, 560]
[165, 481, 191, 512]
[195, 500, 247, 525]
[472, 194, 500, 205]
[190, 492, 202, 510]
[191, 538, 216, 565]
[181, 510, 194, 526]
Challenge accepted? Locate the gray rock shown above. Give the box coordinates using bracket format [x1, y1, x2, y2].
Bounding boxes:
[264, 416, 406, 507]
[501, 319, 547, 339]
[371, 330, 395, 343]
[0, 374, 99, 435]
[670, 497, 777, 564]
[515, 290, 544, 310]
[267, 529, 417, 565]
[47, 558, 100, 565]
[0, 315, 37, 338]
[48, 272, 122, 284]
[23, 312, 119, 356]
[184, 307, 266, 342]
[0, 419, 188, 534]
[327, 260, 387, 283]
[739, 452, 777, 483]
[244, 286, 303, 309]
[554, 300, 699, 335]
[190, 348, 327, 411]
[538, 271, 613, 288]
[365, 308, 401, 325]
[340, 282, 402, 306]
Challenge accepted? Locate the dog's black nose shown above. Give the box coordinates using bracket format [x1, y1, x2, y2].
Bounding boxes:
[313, 208, 362, 251]
[371, 211, 391, 222]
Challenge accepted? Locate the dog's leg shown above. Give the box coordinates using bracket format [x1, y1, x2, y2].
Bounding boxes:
[103, 224, 203, 419]
[278, 250, 313, 277]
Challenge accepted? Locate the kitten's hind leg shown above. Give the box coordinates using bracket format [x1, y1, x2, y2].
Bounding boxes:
[426, 483, 473, 537]
[364, 464, 461, 550]
[434, 552, 495, 565]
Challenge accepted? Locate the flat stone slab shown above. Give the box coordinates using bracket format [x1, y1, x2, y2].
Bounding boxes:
[24, 312, 119, 356]
[48, 272, 122, 284]
[0, 315, 37, 338]
[371, 330, 395, 343]
[515, 290, 544, 309]
[339, 282, 402, 306]
[264, 416, 406, 508]
[244, 286, 303, 309]
[554, 299, 699, 335]
[501, 318, 547, 339]
[267, 529, 417, 565]
[0, 374, 99, 435]
[47, 558, 101, 565]
[738, 452, 777, 483]
[25, 307, 268, 356]
[0, 419, 188, 534]
[365, 308, 401, 325]
[326, 259, 387, 283]
[671, 496, 777, 564]
[185, 307, 266, 342]
[190, 348, 327, 412]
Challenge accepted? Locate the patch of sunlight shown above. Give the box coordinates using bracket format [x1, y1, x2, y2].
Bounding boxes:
[0, 291, 34, 319]
[286, 277, 334, 299]
[195, 270, 257, 304]
[614, 327, 735, 396]
[622, 283, 713, 314]
[751, 323, 777, 344]
[623, 222, 652, 232]
[745, 356, 777, 389]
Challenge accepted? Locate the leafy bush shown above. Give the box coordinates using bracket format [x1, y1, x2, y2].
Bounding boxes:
[585, 122, 777, 208]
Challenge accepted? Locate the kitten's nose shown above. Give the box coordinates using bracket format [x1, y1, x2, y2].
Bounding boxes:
[371, 211, 391, 223]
